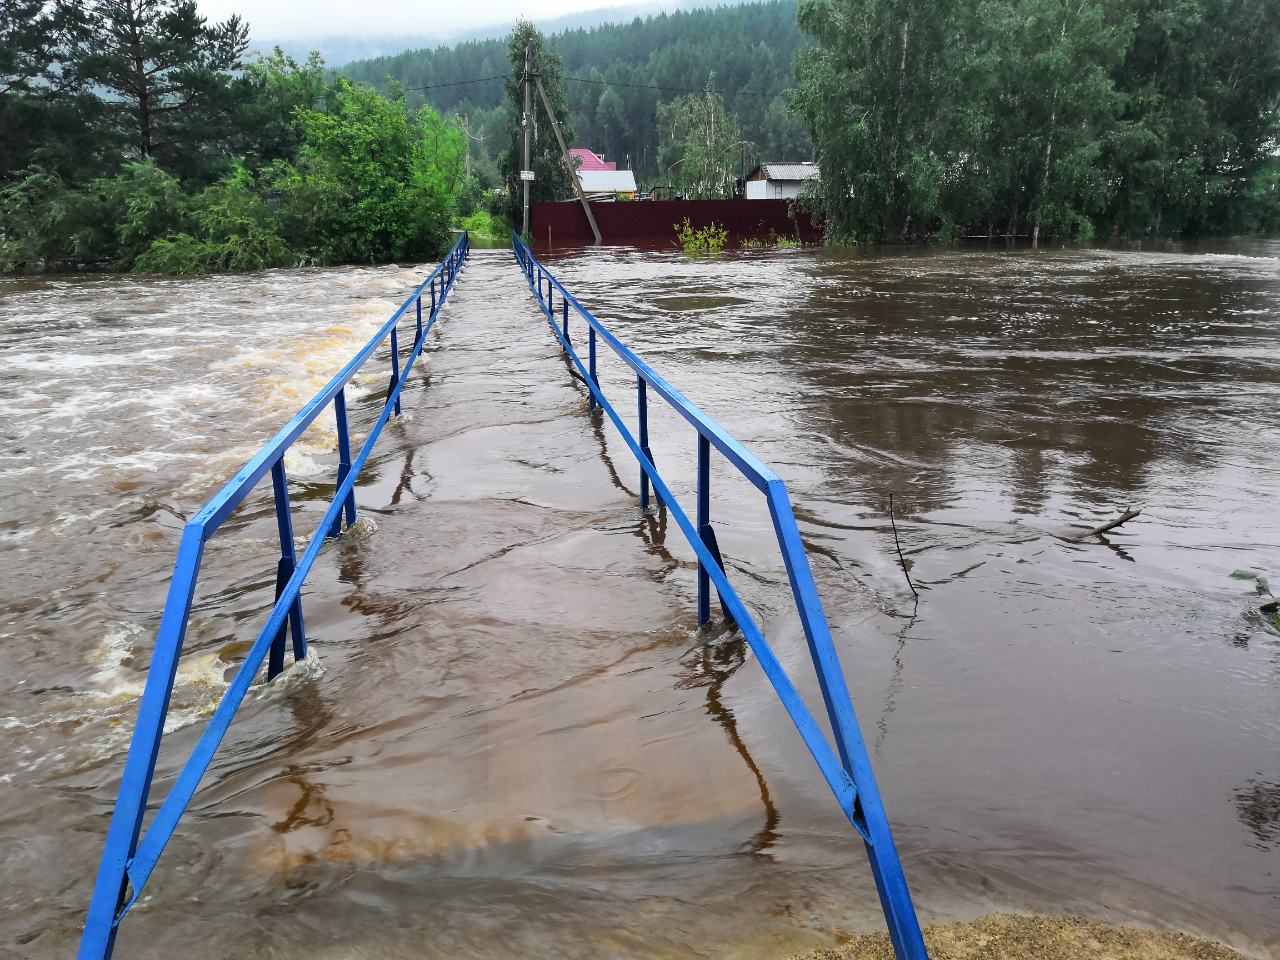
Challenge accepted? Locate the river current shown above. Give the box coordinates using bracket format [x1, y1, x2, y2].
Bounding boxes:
[1, 241, 1277, 958]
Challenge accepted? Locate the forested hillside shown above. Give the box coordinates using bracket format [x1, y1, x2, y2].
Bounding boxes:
[340, 1, 811, 185]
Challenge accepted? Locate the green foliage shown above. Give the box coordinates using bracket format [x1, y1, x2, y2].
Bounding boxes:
[675, 218, 728, 255]
[286, 80, 465, 264]
[793, 0, 1280, 243]
[232, 49, 330, 168]
[0, 1, 116, 182]
[1, 30, 466, 275]
[134, 167, 290, 274]
[458, 210, 507, 247]
[657, 83, 746, 199]
[740, 231, 801, 249]
[0, 160, 188, 270]
[343, 1, 813, 185]
[0, 169, 66, 271]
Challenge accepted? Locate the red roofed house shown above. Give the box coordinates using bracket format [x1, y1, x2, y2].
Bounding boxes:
[569, 147, 637, 200]
[569, 148, 616, 171]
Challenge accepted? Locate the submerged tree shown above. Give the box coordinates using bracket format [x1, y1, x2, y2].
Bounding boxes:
[294, 79, 467, 264]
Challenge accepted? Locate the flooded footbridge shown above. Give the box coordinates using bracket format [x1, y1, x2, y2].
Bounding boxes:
[2, 237, 1277, 960]
[75, 237, 925, 960]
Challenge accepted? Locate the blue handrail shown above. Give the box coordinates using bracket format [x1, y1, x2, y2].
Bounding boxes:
[513, 233, 928, 960]
[79, 233, 470, 960]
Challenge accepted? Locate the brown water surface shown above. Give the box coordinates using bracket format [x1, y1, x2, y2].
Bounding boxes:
[0, 242, 1277, 958]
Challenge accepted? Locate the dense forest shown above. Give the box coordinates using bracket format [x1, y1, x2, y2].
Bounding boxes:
[0, 0, 471, 273]
[340, 1, 813, 185]
[794, 0, 1280, 243]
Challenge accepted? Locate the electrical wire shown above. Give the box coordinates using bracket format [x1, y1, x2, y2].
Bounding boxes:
[401, 72, 788, 100]
[555, 74, 786, 98]
[403, 74, 510, 92]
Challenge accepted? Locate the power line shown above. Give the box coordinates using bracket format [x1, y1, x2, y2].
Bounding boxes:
[403, 74, 510, 92]
[555, 73, 787, 99]
[400, 71, 788, 100]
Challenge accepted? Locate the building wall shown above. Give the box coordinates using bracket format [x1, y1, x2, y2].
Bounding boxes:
[745, 179, 807, 200]
[531, 198, 821, 247]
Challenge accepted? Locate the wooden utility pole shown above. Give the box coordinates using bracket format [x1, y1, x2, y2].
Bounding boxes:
[521, 43, 532, 236]
[462, 114, 471, 180]
[535, 75, 602, 245]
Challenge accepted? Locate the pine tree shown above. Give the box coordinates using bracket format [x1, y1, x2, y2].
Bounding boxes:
[74, 0, 248, 179]
[0, 1, 112, 181]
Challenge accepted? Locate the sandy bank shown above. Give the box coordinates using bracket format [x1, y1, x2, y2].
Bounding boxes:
[790, 914, 1252, 960]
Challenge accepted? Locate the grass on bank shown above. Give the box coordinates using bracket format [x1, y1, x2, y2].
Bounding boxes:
[458, 210, 508, 248]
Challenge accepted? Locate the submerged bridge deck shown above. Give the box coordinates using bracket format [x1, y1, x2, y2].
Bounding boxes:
[78, 237, 927, 960]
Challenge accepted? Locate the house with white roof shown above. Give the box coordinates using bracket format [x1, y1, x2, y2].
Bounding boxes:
[744, 162, 819, 200]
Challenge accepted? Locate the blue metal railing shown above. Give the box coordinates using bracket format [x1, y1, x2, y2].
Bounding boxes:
[513, 233, 928, 960]
[79, 233, 470, 960]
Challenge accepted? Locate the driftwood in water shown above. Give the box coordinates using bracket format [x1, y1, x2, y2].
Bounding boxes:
[1056, 507, 1141, 542]
[888, 492, 919, 599]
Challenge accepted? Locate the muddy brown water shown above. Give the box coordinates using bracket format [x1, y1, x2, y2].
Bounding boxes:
[0, 242, 1277, 959]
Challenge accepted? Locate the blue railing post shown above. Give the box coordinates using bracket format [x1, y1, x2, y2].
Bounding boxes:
[268, 460, 306, 678]
[696, 434, 711, 626]
[588, 326, 599, 411]
[562, 298, 570, 343]
[331, 387, 356, 538]
[638, 376, 651, 511]
[415, 296, 423, 344]
[431, 278, 437, 317]
[388, 326, 402, 417]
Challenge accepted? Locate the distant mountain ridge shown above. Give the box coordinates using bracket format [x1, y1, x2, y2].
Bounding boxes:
[253, 0, 747, 70]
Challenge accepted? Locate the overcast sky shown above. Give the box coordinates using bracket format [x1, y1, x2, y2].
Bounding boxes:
[198, 0, 648, 39]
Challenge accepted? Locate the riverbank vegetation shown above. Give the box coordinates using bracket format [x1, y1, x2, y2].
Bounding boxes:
[0, 1, 472, 274]
[793, 0, 1280, 244]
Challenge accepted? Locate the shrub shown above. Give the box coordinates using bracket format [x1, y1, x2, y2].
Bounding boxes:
[458, 209, 507, 246]
[741, 231, 801, 250]
[134, 167, 290, 274]
[675, 217, 728, 255]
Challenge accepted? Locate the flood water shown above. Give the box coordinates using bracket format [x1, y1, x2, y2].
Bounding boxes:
[1, 241, 1277, 958]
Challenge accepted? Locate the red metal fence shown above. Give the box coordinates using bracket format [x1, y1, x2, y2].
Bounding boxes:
[532, 198, 822, 249]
